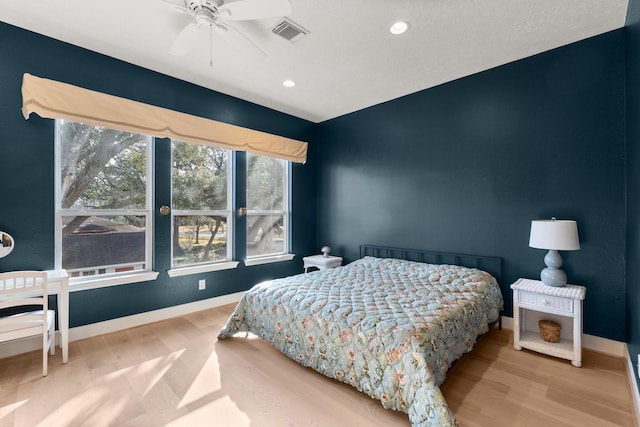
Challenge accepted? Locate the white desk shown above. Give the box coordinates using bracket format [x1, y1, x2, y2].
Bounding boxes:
[0, 269, 69, 363]
[47, 269, 69, 363]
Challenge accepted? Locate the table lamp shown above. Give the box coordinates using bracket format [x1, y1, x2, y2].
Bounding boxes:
[529, 218, 580, 287]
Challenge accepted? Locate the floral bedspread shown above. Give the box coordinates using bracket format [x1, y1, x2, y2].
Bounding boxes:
[218, 256, 503, 427]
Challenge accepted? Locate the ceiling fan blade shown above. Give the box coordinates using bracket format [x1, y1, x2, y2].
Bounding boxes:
[218, 0, 291, 21]
[169, 22, 201, 55]
[159, 0, 191, 15]
[218, 23, 267, 60]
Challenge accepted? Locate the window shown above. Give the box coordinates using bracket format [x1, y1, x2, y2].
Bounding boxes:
[171, 140, 233, 269]
[55, 120, 153, 281]
[246, 153, 290, 260]
[55, 120, 293, 286]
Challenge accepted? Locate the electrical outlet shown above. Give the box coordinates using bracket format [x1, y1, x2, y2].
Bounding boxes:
[199, 279, 206, 290]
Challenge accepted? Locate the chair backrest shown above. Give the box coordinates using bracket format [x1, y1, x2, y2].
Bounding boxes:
[0, 271, 49, 312]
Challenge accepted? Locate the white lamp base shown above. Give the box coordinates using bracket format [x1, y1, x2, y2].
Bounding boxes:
[540, 249, 567, 287]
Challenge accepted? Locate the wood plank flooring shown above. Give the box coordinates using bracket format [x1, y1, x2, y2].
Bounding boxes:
[0, 303, 636, 426]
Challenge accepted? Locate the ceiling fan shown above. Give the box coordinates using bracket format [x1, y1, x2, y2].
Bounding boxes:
[166, 0, 292, 62]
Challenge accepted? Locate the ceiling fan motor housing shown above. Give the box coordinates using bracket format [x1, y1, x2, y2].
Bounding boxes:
[186, 0, 221, 11]
[187, 0, 222, 23]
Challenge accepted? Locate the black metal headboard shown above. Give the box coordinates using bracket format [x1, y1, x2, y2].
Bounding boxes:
[359, 244, 502, 285]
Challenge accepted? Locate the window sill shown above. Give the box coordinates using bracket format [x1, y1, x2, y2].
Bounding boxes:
[167, 261, 240, 278]
[69, 271, 159, 292]
[244, 253, 295, 266]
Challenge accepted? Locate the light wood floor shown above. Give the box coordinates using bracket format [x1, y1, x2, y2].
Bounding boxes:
[0, 304, 637, 427]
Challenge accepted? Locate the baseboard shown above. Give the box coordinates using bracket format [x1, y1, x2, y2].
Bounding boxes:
[0, 291, 245, 360]
[624, 346, 640, 425]
[69, 291, 245, 342]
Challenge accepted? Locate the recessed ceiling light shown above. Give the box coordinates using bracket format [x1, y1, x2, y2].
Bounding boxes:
[282, 79, 296, 88]
[389, 21, 409, 35]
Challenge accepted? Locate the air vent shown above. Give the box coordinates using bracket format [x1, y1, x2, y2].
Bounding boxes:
[272, 18, 308, 42]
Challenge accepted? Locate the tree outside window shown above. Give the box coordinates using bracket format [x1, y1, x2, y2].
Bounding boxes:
[56, 120, 152, 278]
[246, 153, 289, 258]
[55, 121, 292, 280]
[171, 141, 231, 267]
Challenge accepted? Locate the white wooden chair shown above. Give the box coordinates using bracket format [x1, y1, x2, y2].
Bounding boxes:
[0, 271, 55, 376]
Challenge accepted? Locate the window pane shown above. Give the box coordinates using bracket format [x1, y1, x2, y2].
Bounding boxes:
[246, 214, 285, 257]
[171, 140, 231, 268]
[173, 215, 229, 266]
[62, 215, 147, 277]
[246, 153, 289, 258]
[56, 120, 151, 280]
[59, 121, 147, 210]
[246, 154, 284, 211]
[172, 141, 228, 211]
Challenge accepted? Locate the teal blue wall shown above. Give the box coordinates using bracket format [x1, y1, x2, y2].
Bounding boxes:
[626, 0, 640, 386]
[0, 18, 633, 349]
[0, 22, 318, 327]
[316, 31, 626, 341]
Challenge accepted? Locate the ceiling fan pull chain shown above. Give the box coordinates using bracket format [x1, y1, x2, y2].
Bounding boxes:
[209, 23, 213, 68]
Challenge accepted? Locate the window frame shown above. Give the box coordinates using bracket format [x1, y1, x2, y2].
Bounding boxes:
[54, 119, 158, 290]
[244, 157, 294, 266]
[167, 141, 239, 278]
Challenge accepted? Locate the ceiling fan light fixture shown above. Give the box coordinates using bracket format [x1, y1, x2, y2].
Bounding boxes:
[389, 21, 409, 35]
[196, 15, 213, 26]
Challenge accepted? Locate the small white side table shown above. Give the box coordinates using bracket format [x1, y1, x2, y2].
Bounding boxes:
[511, 278, 586, 367]
[303, 254, 343, 273]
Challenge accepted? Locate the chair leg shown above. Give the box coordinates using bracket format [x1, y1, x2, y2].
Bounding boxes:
[50, 330, 55, 356]
[42, 332, 48, 377]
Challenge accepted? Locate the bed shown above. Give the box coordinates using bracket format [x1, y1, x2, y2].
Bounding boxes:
[218, 245, 504, 427]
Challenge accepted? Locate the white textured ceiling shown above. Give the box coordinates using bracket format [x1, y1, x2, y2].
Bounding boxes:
[0, 0, 629, 123]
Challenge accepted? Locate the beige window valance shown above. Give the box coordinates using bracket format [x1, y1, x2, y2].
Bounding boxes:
[21, 73, 307, 163]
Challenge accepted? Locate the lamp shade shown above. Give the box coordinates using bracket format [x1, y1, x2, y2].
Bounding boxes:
[529, 219, 580, 251]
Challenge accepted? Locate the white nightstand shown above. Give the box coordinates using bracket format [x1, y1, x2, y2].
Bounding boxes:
[511, 278, 586, 367]
[303, 254, 343, 273]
